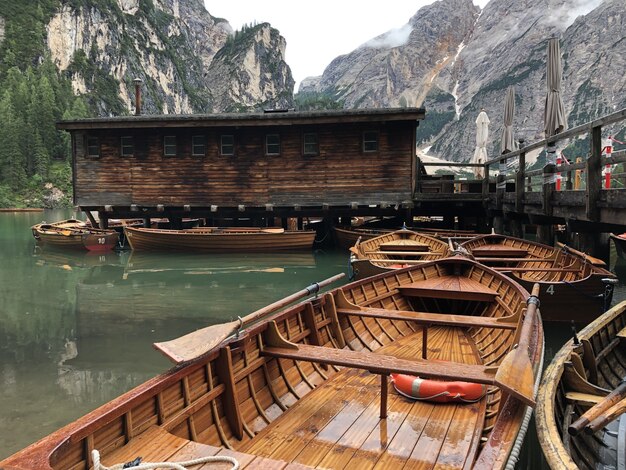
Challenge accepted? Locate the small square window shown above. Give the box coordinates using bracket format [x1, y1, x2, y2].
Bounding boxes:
[164, 136, 177, 156]
[87, 137, 100, 158]
[303, 133, 319, 156]
[221, 135, 234, 156]
[121, 136, 134, 157]
[363, 131, 378, 153]
[192, 135, 206, 156]
[266, 134, 280, 155]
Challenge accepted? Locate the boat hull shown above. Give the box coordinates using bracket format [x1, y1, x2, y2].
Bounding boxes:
[536, 301, 626, 469]
[461, 234, 616, 323]
[610, 233, 626, 260]
[32, 219, 119, 251]
[350, 229, 450, 280]
[1, 258, 543, 470]
[124, 226, 316, 252]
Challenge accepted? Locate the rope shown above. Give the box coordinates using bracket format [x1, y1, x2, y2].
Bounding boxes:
[92, 449, 239, 470]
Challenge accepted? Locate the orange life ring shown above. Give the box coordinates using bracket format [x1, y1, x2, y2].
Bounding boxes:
[388, 263, 410, 269]
[391, 373, 486, 403]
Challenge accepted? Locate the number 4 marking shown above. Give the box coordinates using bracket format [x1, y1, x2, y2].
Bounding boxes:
[546, 285, 555, 295]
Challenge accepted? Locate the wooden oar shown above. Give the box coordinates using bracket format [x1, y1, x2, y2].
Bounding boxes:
[494, 283, 540, 407]
[154, 273, 346, 364]
[584, 395, 626, 434]
[568, 381, 626, 435]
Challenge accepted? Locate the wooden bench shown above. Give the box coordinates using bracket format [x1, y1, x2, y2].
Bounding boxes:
[397, 275, 499, 302]
[335, 305, 517, 330]
[364, 250, 441, 256]
[471, 246, 528, 257]
[379, 242, 429, 252]
[98, 425, 313, 470]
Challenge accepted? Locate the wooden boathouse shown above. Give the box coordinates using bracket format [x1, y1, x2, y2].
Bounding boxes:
[58, 108, 425, 228]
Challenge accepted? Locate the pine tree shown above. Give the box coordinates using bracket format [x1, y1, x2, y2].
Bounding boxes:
[0, 91, 27, 190]
[32, 131, 50, 178]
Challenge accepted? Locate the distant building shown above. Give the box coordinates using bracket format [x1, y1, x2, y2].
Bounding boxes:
[58, 108, 424, 223]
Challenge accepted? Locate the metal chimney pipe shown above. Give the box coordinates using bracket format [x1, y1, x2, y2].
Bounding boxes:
[133, 78, 142, 115]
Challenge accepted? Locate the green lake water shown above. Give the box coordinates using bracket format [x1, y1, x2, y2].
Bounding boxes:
[1, 209, 625, 468]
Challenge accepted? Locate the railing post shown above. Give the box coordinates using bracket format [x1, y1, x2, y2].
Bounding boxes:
[496, 157, 506, 213]
[542, 166, 555, 217]
[586, 126, 602, 221]
[482, 163, 490, 205]
[516, 148, 526, 213]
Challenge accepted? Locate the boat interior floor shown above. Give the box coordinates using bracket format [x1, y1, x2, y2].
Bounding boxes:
[99, 327, 487, 470]
[242, 327, 487, 469]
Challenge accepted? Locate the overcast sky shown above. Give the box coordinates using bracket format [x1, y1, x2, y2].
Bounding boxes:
[205, 1, 490, 90]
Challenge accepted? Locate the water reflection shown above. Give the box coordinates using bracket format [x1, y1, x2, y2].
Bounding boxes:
[0, 211, 347, 458]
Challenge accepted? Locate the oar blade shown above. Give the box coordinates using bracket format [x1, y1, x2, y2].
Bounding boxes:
[495, 347, 536, 407]
[154, 321, 238, 364]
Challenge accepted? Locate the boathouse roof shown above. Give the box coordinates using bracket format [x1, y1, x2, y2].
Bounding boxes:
[57, 107, 425, 130]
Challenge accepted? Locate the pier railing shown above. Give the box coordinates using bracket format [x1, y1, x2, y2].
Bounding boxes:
[417, 107, 626, 225]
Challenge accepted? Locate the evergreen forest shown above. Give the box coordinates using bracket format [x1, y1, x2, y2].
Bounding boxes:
[0, 2, 90, 208]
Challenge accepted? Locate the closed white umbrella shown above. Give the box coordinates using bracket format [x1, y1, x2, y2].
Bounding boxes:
[544, 38, 567, 165]
[471, 109, 490, 179]
[501, 86, 517, 154]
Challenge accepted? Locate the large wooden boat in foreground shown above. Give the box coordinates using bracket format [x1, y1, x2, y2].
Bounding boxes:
[31, 219, 119, 251]
[1, 257, 543, 470]
[460, 234, 617, 323]
[535, 300, 626, 470]
[350, 229, 450, 279]
[124, 226, 316, 252]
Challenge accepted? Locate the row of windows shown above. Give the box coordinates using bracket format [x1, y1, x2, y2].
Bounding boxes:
[85, 131, 380, 158]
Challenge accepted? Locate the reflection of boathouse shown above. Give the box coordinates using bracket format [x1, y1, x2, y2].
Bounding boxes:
[75, 252, 317, 339]
[58, 108, 424, 226]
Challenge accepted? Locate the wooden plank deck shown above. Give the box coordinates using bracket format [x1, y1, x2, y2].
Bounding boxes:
[242, 327, 487, 469]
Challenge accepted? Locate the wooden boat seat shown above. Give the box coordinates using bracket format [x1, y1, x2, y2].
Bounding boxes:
[379, 241, 429, 252]
[471, 246, 528, 257]
[260, 323, 497, 385]
[398, 275, 499, 302]
[616, 326, 626, 339]
[97, 424, 313, 470]
[365, 250, 440, 256]
[335, 306, 517, 329]
[247, 328, 488, 468]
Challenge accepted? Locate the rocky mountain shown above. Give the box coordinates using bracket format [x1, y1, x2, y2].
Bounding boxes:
[41, 0, 294, 115]
[300, 0, 479, 110]
[299, 0, 625, 162]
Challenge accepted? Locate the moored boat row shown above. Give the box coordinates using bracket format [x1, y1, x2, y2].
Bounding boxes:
[31, 219, 119, 252]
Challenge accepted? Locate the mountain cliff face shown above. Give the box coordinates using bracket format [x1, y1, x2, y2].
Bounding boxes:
[42, 0, 294, 115]
[300, 0, 624, 162]
[300, 0, 479, 109]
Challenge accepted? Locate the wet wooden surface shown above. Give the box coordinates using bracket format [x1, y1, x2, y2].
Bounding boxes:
[244, 328, 486, 469]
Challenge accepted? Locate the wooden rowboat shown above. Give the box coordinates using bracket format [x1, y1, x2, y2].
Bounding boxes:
[536, 300, 626, 470]
[124, 226, 316, 252]
[332, 226, 392, 249]
[31, 219, 119, 252]
[1, 257, 544, 470]
[350, 229, 450, 279]
[460, 234, 617, 323]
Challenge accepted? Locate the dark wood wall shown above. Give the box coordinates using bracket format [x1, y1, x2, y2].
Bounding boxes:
[72, 120, 416, 208]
